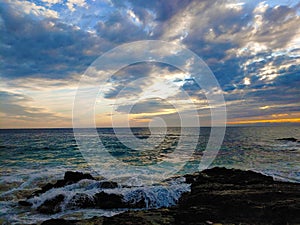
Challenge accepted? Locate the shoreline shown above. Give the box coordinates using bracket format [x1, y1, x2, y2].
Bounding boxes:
[16, 167, 300, 225]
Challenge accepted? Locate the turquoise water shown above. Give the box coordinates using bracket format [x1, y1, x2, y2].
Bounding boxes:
[0, 126, 299, 224]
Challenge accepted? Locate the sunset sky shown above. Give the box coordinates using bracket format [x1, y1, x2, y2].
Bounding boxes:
[1, 0, 300, 128]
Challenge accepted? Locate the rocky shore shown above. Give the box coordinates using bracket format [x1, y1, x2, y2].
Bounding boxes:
[19, 167, 300, 225]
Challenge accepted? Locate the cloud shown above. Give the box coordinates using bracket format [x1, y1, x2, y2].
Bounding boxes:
[66, 0, 87, 12]
[0, 91, 69, 128]
[1, 0, 300, 127]
[101, 62, 188, 100]
[41, 0, 63, 6]
[94, 10, 151, 43]
[116, 97, 175, 114]
[101, 62, 154, 99]
[0, 1, 110, 80]
[4, 0, 59, 19]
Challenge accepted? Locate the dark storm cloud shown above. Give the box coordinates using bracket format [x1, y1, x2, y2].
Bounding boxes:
[94, 11, 150, 43]
[113, 0, 192, 21]
[0, 2, 109, 79]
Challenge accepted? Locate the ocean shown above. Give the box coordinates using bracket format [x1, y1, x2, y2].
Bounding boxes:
[0, 126, 299, 224]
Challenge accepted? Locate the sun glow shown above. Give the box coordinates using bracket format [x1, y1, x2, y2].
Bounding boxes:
[228, 117, 300, 125]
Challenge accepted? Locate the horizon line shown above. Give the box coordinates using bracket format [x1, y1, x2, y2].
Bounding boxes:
[1, 123, 300, 129]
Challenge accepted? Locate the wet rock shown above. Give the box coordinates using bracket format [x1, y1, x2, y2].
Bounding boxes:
[41, 219, 76, 225]
[29, 171, 95, 198]
[18, 200, 33, 206]
[64, 171, 95, 183]
[191, 167, 274, 186]
[38, 167, 300, 224]
[276, 137, 298, 142]
[177, 167, 300, 224]
[37, 194, 65, 214]
[94, 191, 126, 209]
[68, 193, 95, 209]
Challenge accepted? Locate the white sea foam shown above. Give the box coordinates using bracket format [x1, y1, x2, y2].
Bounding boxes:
[27, 176, 190, 211]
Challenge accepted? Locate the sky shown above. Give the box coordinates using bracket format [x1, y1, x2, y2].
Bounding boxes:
[0, 0, 300, 128]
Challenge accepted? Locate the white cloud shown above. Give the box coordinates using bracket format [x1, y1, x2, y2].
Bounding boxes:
[40, 0, 63, 6]
[8, 0, 59, 18]
[127, 9, 142, 26]
[66, 0, 87, 12]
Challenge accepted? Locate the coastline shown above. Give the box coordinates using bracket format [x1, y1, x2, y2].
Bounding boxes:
[17, 167, 300, 225]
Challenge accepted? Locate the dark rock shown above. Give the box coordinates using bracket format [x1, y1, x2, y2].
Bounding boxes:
[195, 167, 274, 186]
[276, 137, 298, 142]
[64, 171, 95, 183]
[94, 191, 126, 209]
[41, 219, 76, 225]
[38, 167, 300, 224]
[18, 200, 33, 206]
[102, 209, 174, 225]
[68, 193, 95, 209]
[37, 194, 65, 214]
[94, 190, 145, 209]
[29, 171, 95, 198]
[176, 167, 300, 224]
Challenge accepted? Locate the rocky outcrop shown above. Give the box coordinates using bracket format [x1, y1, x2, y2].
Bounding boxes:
[176, 167, 300, 224]
[35, 190, 146, 214]
[94, 192, 125, 209]
[276, 137, 298, 142]
[40, 167, 300, 225]
[19, 171, 96, 211]
[29, 171, 95, 198]
[20, 170, 143, 214]
[67, 193, 95, 209]
[37, 194, 65, 214]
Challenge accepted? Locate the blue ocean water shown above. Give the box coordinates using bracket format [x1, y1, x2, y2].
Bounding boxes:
[0, 126, 299, 224]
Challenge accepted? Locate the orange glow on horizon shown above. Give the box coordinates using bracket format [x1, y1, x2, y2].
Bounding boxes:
[228, 117, 300, 125]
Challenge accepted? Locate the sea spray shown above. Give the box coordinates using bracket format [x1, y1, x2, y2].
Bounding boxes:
[26, 176, 190, 212]
[121, 183, 191, 208]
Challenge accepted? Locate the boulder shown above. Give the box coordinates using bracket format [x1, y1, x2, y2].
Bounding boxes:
[276, 137, 298, 142]
[64, 171, 95, 183]
[37, 194, 65, 214]
[29, 171, 95, 198]
[18, 200, 33, 207]
[94, 191, 126, 209]
[67, 193, 95, 209]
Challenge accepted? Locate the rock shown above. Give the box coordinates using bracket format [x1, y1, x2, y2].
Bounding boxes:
[102, 210, 174, 225]
[18, 200, 33, 206]
[276, 137, 298, 142]
[37, 194, 65, 214]
[41, 219, 76, 225]
[29, 171, 95, 198]
[94, 190, 146, 209]
[94, 191, 126, 209]
[176, 167, 300, 224]
[64, 171, 95, 183]
[68, 193, 95, 209]
[194, 167, 274, 186]
[38, 167, 300, 224]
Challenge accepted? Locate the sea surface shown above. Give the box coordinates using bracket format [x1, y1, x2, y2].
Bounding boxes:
[0, 126, 299, 224]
